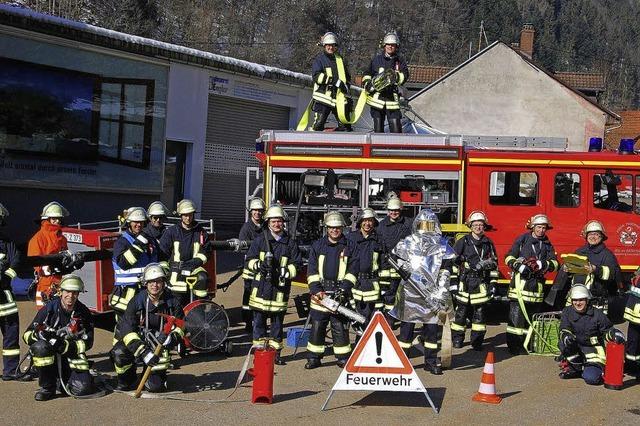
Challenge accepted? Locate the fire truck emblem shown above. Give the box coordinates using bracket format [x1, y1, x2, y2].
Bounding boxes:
[617, 223, 639, 246]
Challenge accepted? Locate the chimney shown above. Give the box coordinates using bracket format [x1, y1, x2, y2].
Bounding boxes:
[520, 23, 535, 59]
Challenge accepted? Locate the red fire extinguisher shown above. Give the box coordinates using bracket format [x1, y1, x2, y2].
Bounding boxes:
[248, 345, 276, 404]
[603, 340, 625, 390]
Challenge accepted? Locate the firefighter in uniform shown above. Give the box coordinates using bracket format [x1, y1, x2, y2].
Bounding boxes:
[110, 207, 159, 320]
[23, 275, 94, 400]
[346, 208, 383, 324]
[240, 197, 266, 332]
[450, 211, 498, 351]
[28, 202, 83, 309]
[558, 284, 625, 385]
[505, 214, 559, 354]
[377, 196, 412, 318]
[394, 209, 454, 375]
[310, 32, 353, 131]
[362, 32, 409, 133]
[110, 263, 184, 392]
[159, 199, 209, 308]
[624, 268, 640, 378]
[144, 201, 170, 245]
[0, 203, 21, 380]
[561, 220, 620, 314]
[305, 211, 358, 369]
[245, 205, 301, 364]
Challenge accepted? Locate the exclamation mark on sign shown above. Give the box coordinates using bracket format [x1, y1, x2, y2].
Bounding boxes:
[375, 331, 383, 364]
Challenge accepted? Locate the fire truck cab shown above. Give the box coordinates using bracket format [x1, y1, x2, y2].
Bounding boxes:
[255, 130, 640, 293]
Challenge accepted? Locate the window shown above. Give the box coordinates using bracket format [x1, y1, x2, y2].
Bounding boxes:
[593, 171, 633, 213]
[489, 171, 538, 205]
[97, 79, 154, 168]
[554, 173, 580, 207]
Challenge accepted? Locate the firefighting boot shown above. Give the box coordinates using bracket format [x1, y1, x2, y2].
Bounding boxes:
[424, 360, 443, 375]
[336, 358, 347, 368]
[275, 351, 286, 366]
[373, 117, 385, 133]
[304, 358, 322, 370]
[388, 118, 402, 134]
[34, 387, 55, 401]
[558, 360, 581, 379]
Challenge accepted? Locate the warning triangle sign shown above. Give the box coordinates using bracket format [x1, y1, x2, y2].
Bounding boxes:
[345, 310, 413, 374]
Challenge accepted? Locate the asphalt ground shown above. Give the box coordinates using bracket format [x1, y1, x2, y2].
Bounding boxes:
[2, 253, 639, 425]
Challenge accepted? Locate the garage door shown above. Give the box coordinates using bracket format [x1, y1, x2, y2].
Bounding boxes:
[202, 95, 289, 229]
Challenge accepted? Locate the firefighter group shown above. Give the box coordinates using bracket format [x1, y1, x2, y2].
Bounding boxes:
[1, 192, 639, 402]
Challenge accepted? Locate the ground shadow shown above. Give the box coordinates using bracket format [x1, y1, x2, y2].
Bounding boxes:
[274, 390, 320, 403]
[497, 390, 521, 399]
[326, 387, 446, 412]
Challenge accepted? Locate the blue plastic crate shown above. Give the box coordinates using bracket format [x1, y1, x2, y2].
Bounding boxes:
[286, 327, 310, 348]
[11, 277, 33, 297]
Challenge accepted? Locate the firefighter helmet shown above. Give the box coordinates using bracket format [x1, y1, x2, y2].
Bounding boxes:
[147, 201, 169, 217]
[383, 32, 400, 46]
[264, 205, 286, 221]
[126, 207, 147, 223]
[0, 203, 8, 219]
[414, 208, 441, 235]
[40, 202, 69, 220]
[581, 220, 607, 241]
[324, 211, 346, 227]
[176, 199, 197, 215]
[386, 196, 403, 210]
[59, 274, 85, 292]
[141, 263, 167, 284]
[357, 208, 378, 226]
[526, 214, 552, 230]
[248, 198, 266, 211]
[466, 210, 490, 227]
[569, 284, 591, 300]
[320, 32, 338, 46]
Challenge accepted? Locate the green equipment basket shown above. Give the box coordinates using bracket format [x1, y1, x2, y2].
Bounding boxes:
[524, 311, 561, 356]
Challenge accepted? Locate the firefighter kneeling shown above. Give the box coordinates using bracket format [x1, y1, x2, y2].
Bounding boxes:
[558, 284, 625, 385]
[23, 275, 95, 401]
[111, 263, 184, 392]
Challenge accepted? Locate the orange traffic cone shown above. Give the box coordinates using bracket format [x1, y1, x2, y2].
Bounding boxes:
[472, 351, 502, 404]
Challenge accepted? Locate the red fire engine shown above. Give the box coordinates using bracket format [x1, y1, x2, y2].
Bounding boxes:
[255, 130, 640, 293]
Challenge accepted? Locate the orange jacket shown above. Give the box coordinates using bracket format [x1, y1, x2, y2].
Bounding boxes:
[28, 220, 68, 278]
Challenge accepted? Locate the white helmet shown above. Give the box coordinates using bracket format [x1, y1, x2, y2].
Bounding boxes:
[357, 208, 378, 226]
[148, 201, 170, 217]
[581, 220, 607, 240]
[320, 32, 338, 46]
[386, 196, 403, 210]
[126, 207, 147, 223]
[59, 274, 85, 292]
[142, 263, 167, 284]
[466, 210, 489, 226]
[176, 199, 197, 215]
[569, 284, 591, 300]
[41, 202, 69, 220]
[264, 205, 286, 221]
[383, 32, 399, 46]
[324, 211, 346, 227]
[248, 198, 266, 211]
[527, 214, 552, 230]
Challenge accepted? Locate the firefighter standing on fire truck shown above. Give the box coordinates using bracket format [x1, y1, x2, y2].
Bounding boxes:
[245, 205, 301, 365]
[378, 196, 412, 317]
[505, 214, 559, 354]
[346, 208, 383, 324]
[362, 32, 409, 134]
[159, 199, 209, 308]
[305, 211, 358, 369]
[239, 197, 266, 333]
[310, 32, 354, 132]
[110, 263, 184, 392]
[560, 220, 620, 314]
[28, 202, 83, 309]
[23, 274, 95, 400]
[450, 211, 498, 351]
[144, 201, 170, 246]
[0, 203, 21, 381]
[110, 207, 159, 319]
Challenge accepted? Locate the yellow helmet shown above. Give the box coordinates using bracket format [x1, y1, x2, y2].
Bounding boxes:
[176, 199, 197, 215]
[126, 207, 147, 223]
[324, 211, 346, 227]
[581, 220, 607, 240]
[41, 202, 69, 220]
[527, 214, 552, 230]
[386, 196, 403, 210]
[147, 201, 170, 217]
[59, 274, 85, 292]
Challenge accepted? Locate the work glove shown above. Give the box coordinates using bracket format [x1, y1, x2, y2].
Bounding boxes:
[334, 79, 348, 92]
[561, 332, 576, 349]
[182, 258, 203, 270]
[61, 251, 84, 271]
[158, 332, 178, 349]
[516, 263, 533, 279]
[363, 80, 375, 94]
[488, 283, 497, 300]
[279, 266, 291, 280]
[37, 328, 56, 342]
[48, 335, 67, 353]
[140, 346, 159, 366]
[338, 281, 352, 299]
[606, 329, 625, 344]
[259, 258, 273, 277]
